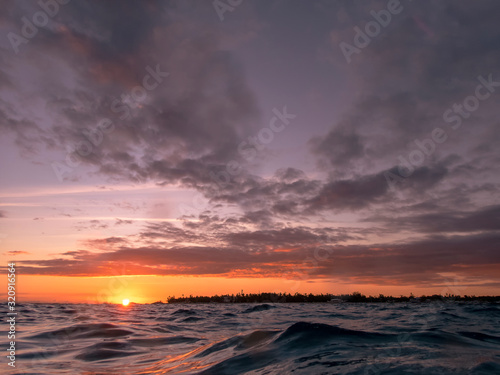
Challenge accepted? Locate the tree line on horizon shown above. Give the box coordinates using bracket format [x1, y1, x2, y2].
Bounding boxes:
[161, 292, 500, 304]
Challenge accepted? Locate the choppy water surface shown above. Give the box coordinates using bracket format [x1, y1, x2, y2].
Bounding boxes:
[4, 302, 500, 374]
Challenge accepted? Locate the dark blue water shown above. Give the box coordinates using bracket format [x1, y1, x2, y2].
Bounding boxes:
[3, 302, 500, 374]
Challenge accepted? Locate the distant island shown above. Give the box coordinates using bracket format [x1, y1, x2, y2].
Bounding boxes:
[156, 292, 500, 304]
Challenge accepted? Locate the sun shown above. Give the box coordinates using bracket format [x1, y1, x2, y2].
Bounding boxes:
[122, 299, 130, 306]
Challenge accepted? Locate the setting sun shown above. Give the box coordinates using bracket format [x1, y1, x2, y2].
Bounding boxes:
[122, 299, 130, 306]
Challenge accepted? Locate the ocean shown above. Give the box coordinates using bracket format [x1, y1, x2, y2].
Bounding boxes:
[3, 302, 500, 374]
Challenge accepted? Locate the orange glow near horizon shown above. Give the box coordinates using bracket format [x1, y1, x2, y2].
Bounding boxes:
[2, 274, 498, 304]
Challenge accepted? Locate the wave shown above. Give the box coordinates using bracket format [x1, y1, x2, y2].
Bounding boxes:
[196, 322, 394, 374]
[459, 331, 500, 344]
[171, 308, 198, 316]
[76, 348, 144, 362]
[195, 330, 279, 358]
[29, 323, 134, 340]
[181, 316, 204, 323]
[275, 321, 393, 346]
[242, 303, 276, 313]
[129, 336, 201, 347]
[9, 303, 500, 374]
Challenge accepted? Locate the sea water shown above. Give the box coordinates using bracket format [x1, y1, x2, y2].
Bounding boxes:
[3, 302, 500, 374]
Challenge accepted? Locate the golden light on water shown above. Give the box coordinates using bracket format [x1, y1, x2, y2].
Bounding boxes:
[122, 299, 130, 306]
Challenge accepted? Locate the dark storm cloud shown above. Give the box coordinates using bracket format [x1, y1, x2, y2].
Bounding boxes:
[2, 0, 497, 219]
[301, 1, 500, 234]
[1, 0, 260, 186]
[310, 123, 364, 169]
[203, 171, 321, 218]
[239, 210, 274, 227]
[315, 1, 500, 182]
[366, 204, 500, 234]
[304, 172, 388, 212]
[303, 164, 446, 213]
[205, 163, 448, 216]
[224, 226, 348, 249]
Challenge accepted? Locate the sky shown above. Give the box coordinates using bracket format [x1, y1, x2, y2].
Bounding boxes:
[0, 0, 499, 303]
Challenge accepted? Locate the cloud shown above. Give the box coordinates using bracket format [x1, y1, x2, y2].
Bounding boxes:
[14, 228, 500, 288]
[11, 211, 499, 287]
[114, 218, 133, 226]
[1, 0, 260, 188]
[204, 163, 448, 217]
[2, 1, 498, 223]
[312, 0, 500, 191]
[74, 220, 109, 232]
[310, 123, 364, 170]
[4, 250, 30, 256]
[305, 172, 388, 212]
[366, 204, 500, 234]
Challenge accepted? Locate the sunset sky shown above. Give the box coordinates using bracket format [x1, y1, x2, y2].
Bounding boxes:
[1, 0, 499, 303]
